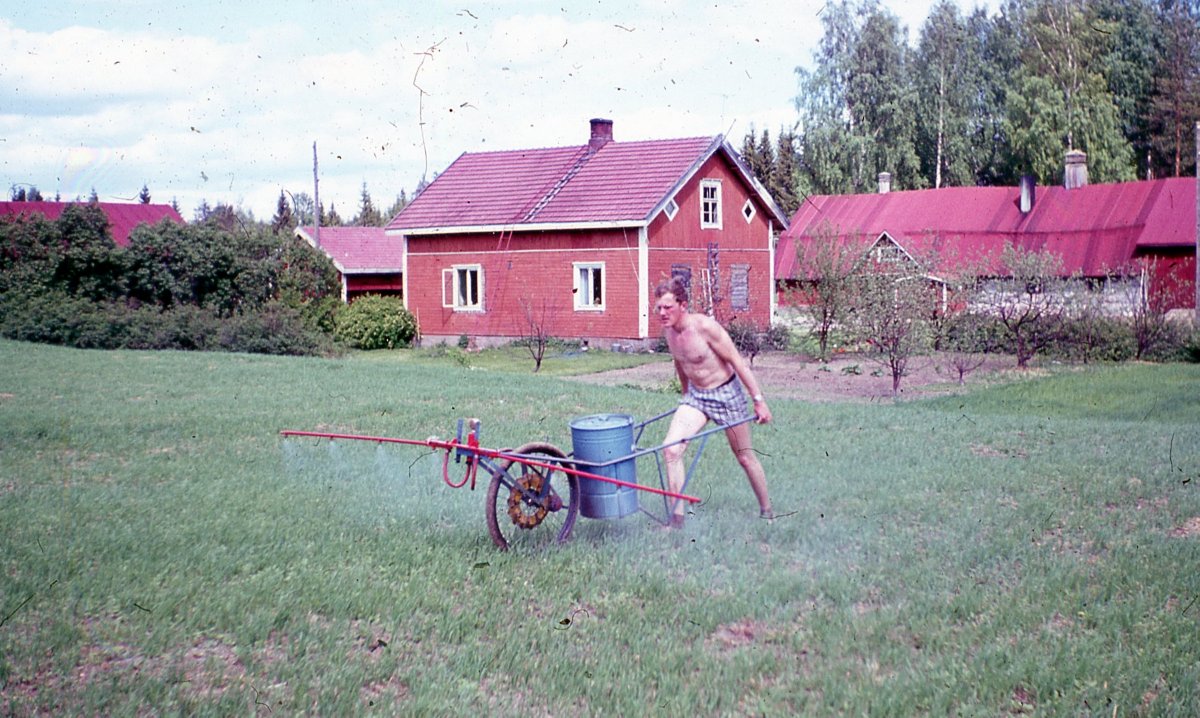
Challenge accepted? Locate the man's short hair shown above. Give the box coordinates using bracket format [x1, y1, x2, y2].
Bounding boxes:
[654, 277, 689, 306]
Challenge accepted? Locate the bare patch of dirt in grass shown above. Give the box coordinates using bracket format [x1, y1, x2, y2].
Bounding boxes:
[1035, 524, 1103, 562]
[707, 618, 773, 652]
[0, 619, 299, 715]
[570, 351, 1023, 403]
[1169, 516, 1200, 538]
[479, 675, 562, 717]
[361, 674, 409, 708]
[1137, 497, 1170, 511]
[971, 443, 1029, 459]
[1141, 674, 1169, 711]
[349, 618, 393, 663]
[1009, 684, 1038, 713]
[178, 637, 248, 699]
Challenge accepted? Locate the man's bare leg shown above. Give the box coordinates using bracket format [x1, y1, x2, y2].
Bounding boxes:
[725, 422, 771, 516]
[661, 404, 708, 526]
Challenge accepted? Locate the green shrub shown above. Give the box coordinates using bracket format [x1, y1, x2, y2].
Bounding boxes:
[1051, 316, 1136, 363]
[218, 303, 333, 355]
[1180, 329, 1200, 363]
[763, 323, 791, 350]
[725, 319, 763, 361]
[333, 295, 418, 350]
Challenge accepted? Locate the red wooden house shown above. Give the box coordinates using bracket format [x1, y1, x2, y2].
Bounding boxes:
[385, 119, 789, 347]
[0, 201, 183, 247]
[777, 161, 1197, 314]
[295, 226, 404, 303]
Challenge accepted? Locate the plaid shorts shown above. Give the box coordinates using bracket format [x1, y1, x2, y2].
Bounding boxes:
[680, 375, 752, 427]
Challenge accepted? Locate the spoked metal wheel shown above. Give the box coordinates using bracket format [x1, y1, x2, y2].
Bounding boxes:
[485, 442, 579, 551]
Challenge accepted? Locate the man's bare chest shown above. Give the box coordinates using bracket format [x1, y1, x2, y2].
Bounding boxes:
[667, 328, 713, 366]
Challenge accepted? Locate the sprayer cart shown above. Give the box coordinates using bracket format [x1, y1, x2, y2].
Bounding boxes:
[281, 410, 747, 550]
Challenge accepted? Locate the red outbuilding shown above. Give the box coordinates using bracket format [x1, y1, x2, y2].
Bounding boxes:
[295, 226, 404, 303]
[385, 119, 789, 347]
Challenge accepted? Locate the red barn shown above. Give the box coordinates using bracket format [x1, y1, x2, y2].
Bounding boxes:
[777, 163, 1197, 314]
[0, 201, 183, 247]
[295, 226, 404, 303]
[385, 119, 789, 347]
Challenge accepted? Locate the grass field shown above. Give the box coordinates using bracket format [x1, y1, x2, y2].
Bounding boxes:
[1, 339, 1198, 715]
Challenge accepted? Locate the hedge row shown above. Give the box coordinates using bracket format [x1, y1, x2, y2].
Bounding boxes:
[0, 292, 333, 355]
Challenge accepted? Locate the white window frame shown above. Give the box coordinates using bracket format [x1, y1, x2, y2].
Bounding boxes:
[700, 179, 722, 229]
[573, 261, 605, 311]
[442, 264, 483, 311]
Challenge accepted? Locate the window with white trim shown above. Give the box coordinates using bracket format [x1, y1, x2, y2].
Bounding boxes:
[442, 264, 483, 311]
[700, 179, 722, 229]
[573, 262, 605, 310]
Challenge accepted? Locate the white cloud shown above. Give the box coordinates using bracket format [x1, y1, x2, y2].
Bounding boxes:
[1, 1, 992, 218]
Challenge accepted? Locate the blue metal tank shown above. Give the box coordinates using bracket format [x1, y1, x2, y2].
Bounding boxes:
[569, 413, 639, 519]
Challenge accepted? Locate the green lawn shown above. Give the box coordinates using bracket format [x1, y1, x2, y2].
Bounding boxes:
[1, 340, 1198, 715]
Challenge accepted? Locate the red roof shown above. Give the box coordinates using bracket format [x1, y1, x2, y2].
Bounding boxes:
[776, 178, 1196, 279]
[0, 201, 184, 247]
[295, 226, 402, 273]
[386, 128, 788, 233]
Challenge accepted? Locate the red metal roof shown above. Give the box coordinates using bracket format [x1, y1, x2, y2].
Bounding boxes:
[776, 178, 1196, 279]
[295, 226, 403, 273]
[386, 129, 787, 232]
[0, 201, 184, 247]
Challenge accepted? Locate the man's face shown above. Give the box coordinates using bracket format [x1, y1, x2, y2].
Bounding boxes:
[654, 292, 685, 329]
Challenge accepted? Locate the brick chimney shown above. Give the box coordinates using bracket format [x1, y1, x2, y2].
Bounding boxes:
[1064, 150, 1088, 189]
[1019, 174, 1036, 213]
[589, 118, 613, 152]
[878, 171, 892, 194]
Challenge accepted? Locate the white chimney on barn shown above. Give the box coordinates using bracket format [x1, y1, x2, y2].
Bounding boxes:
[878, 172, 892, 194]
[1064, 150, 1088, 190]
[1019, 175, 1036, 213]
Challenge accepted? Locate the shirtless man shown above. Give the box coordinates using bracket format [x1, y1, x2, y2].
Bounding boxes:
[653, 277, 773, 528]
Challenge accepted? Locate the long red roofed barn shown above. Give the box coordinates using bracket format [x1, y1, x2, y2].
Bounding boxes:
[776, 156, 1196, 315]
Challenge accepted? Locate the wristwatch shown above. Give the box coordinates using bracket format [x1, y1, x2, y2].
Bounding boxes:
[752, 394, 765, 403]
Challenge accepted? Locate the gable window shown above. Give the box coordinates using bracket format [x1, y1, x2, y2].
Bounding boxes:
[442, 264, 483, 311]
[741, 199, 756, 223]
[573, 262, 605, 310]
[663, 197, 679, 221]
[700, 179, 722, 229]
[730, 264, 750, 311]
[871, 241, 906, 263]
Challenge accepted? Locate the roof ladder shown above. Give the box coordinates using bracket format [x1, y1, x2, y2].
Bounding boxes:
[521, 147, 594, 223]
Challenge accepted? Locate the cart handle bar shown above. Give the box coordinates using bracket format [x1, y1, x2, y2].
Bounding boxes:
[279, 429, 701, 505]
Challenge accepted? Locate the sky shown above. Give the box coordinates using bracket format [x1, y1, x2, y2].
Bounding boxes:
[1, 0, 992, 222]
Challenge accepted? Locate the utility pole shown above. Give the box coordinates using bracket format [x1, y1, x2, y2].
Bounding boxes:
[313, 141, 321, 247]
[1195, 122, 1198, 325]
